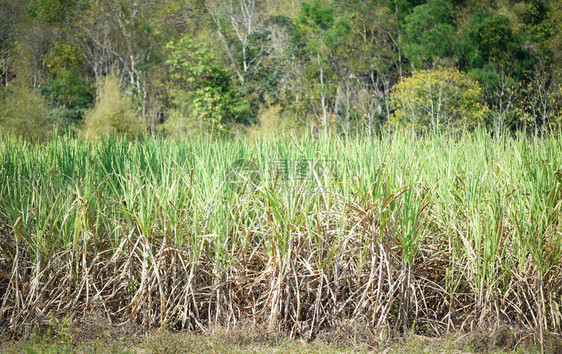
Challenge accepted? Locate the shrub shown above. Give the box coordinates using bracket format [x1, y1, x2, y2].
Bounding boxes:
[84, 73, 143, 138]
[0, 81, 51, 141]
[247, 104, 301, 138]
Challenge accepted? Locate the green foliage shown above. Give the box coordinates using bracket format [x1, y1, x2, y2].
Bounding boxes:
[0, 0, 24, 86]
[291, 0, 358, 133]
[41, 41, 93, 123]
[453, 8, 545, 131]
[0, 81, 52, 141]
[299, 0, 335, 30]
[297, 0, 351, 53]
[548, 0, 562, 68]
[164, 36, 251, 135]
[458, 12, 515, 67]
[27, 0, 79, 25]
[456, 10, 537, 78]
[84, 73, 143, 138]
[2, 0, 562, 136]
[391, 66, 487, 132]
[403, 0, 457, 68]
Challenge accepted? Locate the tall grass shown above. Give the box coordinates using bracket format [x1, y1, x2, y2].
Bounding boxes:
[0, 131, 561, 341]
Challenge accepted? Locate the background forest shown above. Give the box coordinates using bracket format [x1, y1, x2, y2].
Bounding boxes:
[1, 0, 561, 139]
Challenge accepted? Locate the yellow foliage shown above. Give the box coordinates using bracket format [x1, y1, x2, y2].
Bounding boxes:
[248, 104, 302, 138]
[0, 81, 51, 141]
[160, 109, 200, 137]
[84, 73, 143, 138]
[391, 66, 487, 132]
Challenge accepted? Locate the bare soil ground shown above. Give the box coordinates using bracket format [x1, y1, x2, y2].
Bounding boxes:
[1, 320, 561, 353]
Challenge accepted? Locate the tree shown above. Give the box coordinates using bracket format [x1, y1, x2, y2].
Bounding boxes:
[293, 0, 352, 135]
[203, 0, 295, 122]
[455, 8, 542, 132]
[204, 0, 272, 85]
[0, 0, 25, 87]
[403, 0, 457, 68]
[27, 0, 81, 25]
[3, 0, 561, 138]
[334, 0, 399, 135]
[548, 0, 562, 71]
[41, 41, 94, 125]
[390, 66, 486, 133]
[520, 64, 562, 131]
[456, 10, 536, 77]
[164, 36, 251, 135]
[76, 0, 174, 130]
